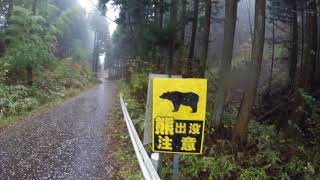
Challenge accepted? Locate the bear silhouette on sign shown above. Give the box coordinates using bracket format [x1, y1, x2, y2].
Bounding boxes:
[160, 91, 199, 113]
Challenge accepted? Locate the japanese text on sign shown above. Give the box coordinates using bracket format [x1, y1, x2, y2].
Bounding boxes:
[152, 78, 207, 154]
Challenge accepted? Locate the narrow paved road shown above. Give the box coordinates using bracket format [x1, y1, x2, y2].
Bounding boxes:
[0, 80, 116, 180]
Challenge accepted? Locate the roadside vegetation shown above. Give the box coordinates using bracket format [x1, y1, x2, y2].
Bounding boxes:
[105, 93, 143, 179]
[0, 0, 102, 127]
[119, 63, 320, 179]
[0, 60, 94, 127]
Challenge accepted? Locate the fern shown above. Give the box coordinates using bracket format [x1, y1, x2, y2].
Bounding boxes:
[203, 156, 236, 180]
[240, 167, 268, 180]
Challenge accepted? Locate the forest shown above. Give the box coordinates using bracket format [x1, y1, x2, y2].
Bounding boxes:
[0, 0, 320, 179]
[99, 0, 320, 179]
[0, 0, 111, 125]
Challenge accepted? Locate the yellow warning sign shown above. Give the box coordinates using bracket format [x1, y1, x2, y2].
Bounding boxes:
[152, 78, 207, 154]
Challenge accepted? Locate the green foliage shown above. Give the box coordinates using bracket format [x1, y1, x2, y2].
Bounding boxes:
[0, 56, 10, 82]
[52, 7, 82, 37]
[119, 58, 150, 134]
[298, 89, 316, 109]
[247, 122, 282, 171]
[239, 167, 268, 180]
[248, 122, 278, 149]
[160, 166, 172, 179]
[120, 74, 320, 179]
[8, 37, 54, 70]
[276, 156, 318, 179]
[232, 56, 251, 69]
[0, 85, 38, 117]
[180, 155, 235, 180]
[283, 157, 306, 176]
[34, 60, 92, 95]
[180, 155, 204, 177]
[0, 3, 87, 82]
[275, 44, 288, 60]
[7, 6, 46, 41]
[105, 96, 143, 179]
[131, 72, 148, 100]
[3, 6, 53, 72]
[264, 42, 287, 61]
[203, 156, 235, 180]
[71, 39, 91, 61]
[296, 89, 320, 145]
[246, 121, 320, 179]
[0, 61, 93, 122]
[0, 0, 93, 124]
[118, 80, 146, 135]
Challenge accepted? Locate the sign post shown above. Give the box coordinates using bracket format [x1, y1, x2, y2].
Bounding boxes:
[144, 74, 181, 145]
[173, 154, 180, 180]
[152, 78, 207, 178]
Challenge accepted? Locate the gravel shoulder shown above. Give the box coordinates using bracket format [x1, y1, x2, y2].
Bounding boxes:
[104, 95, 142, 180]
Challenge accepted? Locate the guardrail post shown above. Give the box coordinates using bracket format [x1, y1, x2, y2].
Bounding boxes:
[151, 153, 160, 171]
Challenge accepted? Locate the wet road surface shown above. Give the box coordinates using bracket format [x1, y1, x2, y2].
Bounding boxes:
[0, 80, 116, 179]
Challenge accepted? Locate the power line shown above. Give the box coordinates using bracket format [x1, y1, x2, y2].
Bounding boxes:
[88, 0, 118, 24]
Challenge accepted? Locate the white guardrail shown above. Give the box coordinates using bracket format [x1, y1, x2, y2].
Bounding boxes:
[120, 95, 161, 180]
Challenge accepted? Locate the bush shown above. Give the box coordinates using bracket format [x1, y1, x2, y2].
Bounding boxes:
[203, 156, 236, 180]
[0, 85, 38, 117]
[130, 72, 148, 102]
[0, 56, 10, 82]
[296, 89, 320, 145]
[71, 39, 91, 62]
[180, 155, 235, 180]
[119, 80, 146, 135]
[248, 122, 281, 165]
[240, 167, 268, 180]
[0, 60, 93, 121]
[180, 155, 204, 177]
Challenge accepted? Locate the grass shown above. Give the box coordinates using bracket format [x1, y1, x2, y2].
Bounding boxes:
[0, 82, 96, 129]
[105, 94, 143, 179]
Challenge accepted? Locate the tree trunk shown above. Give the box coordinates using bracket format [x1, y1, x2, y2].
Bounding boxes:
[267, 20, 275, 96]
[26, 0, 38, 86]
[159, 0, 164, 29]
[245, 0, 253, 39]
[233, 0, 266, 144]
[27, 65, 33, 86]
[0, 40, 5, 55]
[288, 0, 318, 136]
[92, 31, 99, 78]
[200, 0, 211, 77]
[180, 0, 187, 45]
[187, 0, 199, 76]
[176, 0, 187, 75]
[211, 0, 238, 127]
[301, 0, 317, 89]
[167, 0, 178, 76]
[314, 0, 320, 85]
[300, 0, 305, 69]
[32, 0, 38, 15]
[289, 1, 298, 87]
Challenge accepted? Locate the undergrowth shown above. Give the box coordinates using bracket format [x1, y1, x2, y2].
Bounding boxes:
[0, 60, 95, 127]
[116, 55, 320, 179]
[105, 94, 142, 179]
[118, 68, 320, 179]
